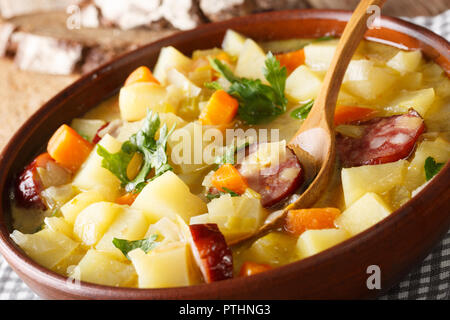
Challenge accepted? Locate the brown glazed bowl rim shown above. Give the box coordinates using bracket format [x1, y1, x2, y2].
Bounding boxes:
[0, 9, 449, 300]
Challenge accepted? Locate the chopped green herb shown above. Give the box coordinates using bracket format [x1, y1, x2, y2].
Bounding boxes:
[424, 156, 445, 181]
[206, 187, 240, 200]
[112, 234, 158, 260]
[214, 139, 251, 166]
[313, 36, 335, 42]
[204, 81, 223, 91]
[222, 187, 240, 196]
[97, 111, 175, 193]
[290, 100, 314, 120]
[209, 52, 288, 124]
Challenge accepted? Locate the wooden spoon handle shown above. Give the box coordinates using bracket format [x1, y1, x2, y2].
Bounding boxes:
[316, 0, 387, 125]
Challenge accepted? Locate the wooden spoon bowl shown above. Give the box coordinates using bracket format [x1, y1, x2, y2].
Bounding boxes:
[0, 9, 448, 299]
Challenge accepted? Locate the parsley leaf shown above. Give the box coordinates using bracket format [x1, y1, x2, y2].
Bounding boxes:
[97, 111, 175, 193]
[209, 53, 288, 124]
[290, 100, 314, 120]
[206, 187, 240, 200]
[424, 156, 444, 181]
[263, 52, 288, 108]
[112, 235, 158, 260]
[97, 144, 134, 185]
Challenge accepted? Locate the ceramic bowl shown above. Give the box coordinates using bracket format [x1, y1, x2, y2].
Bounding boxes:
[0, 9, 449, 299]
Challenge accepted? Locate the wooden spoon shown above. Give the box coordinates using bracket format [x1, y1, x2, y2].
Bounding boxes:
[230, 0, 387, 246]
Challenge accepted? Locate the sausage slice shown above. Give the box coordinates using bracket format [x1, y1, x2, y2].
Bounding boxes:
[236, 142, 304, 207]
[336, 109, 425, 167]
[189, 224, 233, 283]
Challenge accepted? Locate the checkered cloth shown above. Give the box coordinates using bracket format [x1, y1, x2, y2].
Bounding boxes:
[0, 10, 449, 301]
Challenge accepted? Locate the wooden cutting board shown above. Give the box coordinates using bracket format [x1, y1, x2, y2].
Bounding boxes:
[0, 58, 77, 149]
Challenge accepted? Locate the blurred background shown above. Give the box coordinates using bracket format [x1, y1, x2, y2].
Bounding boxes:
[0, 0, 448, 150]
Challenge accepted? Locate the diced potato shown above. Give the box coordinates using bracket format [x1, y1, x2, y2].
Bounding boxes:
[222, 29, 247, 56]
[44, 217, 73, 238]
[286, 65, 322, 101]
[206, 193, 267, 242]
[132, 171, 207, 223]
[341, 160, 408, 207]
[304, 39, 339, 72]
[424, 98, 450, 132]
[112, 120, 141, 142]
[167, 68, 201, 97]
[119, 83, 172, 121]
[145, 217, 182, 245]
[404, 137, 450, 191]
[11, 229, 79, 270]
[386, 50, 422, 74]
[243, 232, 297, 266]
[70, 118, 106, 142]
[153, 46, 193, 85]
[129, 242, 201, 288]
[386, 88, 435, 117]
[74, 202, 122, 246]
[61, 190, 107, 225]
[54, 246, 86, 276]
[362, 41, 400, 63]
[304, 39, 364, 71]
[343, 60, 397, 101]
[174, 214, 193, 243]
[434, 76, 450, 98]
[96, 207, 149, 261]
[337, 90, 360, 106]
[190, 213, 210, 225]
[235, 39, 266, 81]
[296, 229, 350, 259]
[160, 110, 188, 129]
[168, 121, 217, 173]
[335, 192, 392, 236]
[70, 250, 136, 287]
[72, 134, 122, 201]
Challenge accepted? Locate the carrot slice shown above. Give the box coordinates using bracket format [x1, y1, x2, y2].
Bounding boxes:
[239, 261, 272, 277]
[212, 164, 248, 195]
[124, 66, 160, 86]
[199, 90, 239, 126]
[334, 105, 377, 126]
[215, 52, 232, 64]
[285, 208, 341, 236]
[276, 49, 305, 73]
[116, 192, 139, 206]
[47, 124, 94, 172]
